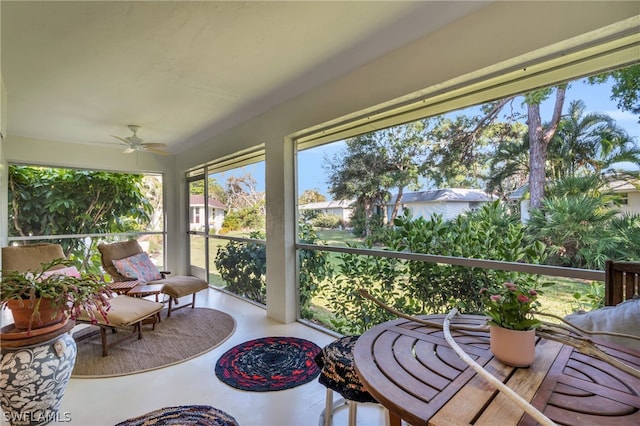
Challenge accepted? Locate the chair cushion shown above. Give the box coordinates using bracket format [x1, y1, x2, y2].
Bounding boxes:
[155, 276, 209, 298]
[41, 265, 81, 279]
[2, 244, 66, 273]
[564, 299, 640, 351]
[112, 252, 162, 282]
[78, 295, 163, 327]
[98, 240, 143, 281]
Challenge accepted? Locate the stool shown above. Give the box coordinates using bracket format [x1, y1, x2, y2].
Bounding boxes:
[315, 335, 387, 426]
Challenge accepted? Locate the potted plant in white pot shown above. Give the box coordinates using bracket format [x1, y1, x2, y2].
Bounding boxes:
[480, 281, 542, 367]
[1, 257, 111, 426]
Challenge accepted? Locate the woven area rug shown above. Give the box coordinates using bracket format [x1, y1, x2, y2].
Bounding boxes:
[72, 307, 235, 378]
[115, 405, 239, 426]
[215, 336, 321, 391]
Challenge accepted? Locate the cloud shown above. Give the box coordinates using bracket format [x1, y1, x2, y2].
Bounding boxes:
[602, 109, 638, 123]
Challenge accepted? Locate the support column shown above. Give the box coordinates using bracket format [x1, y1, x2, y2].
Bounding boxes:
[265, 137, 297, 323]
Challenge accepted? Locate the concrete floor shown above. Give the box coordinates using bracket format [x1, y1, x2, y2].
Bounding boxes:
[2, 288, 388, 426]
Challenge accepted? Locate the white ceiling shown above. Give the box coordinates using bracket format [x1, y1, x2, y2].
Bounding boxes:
[1, 1, 491, 155]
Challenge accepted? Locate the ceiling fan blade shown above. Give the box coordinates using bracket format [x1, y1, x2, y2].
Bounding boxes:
[112, 135, 132, 145]
[142, 142, 168, 149]
[146, 147, 170, 156]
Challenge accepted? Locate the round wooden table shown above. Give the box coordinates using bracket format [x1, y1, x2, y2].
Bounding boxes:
[353, 314, 640, 425]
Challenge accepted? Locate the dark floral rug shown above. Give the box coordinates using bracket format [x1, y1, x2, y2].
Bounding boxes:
[215, 336, 321, 392]
[115, 405, 238, 426]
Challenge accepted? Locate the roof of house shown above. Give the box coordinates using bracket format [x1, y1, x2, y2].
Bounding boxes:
[608, 179, 640, 192]
[299, 200, 355, 210]
[391, 189, 496, 204]
[189, 195, 226, 210]
[509, 178, 639, 200]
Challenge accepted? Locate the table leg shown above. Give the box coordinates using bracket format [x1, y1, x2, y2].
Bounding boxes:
[388, 410, 401, 426]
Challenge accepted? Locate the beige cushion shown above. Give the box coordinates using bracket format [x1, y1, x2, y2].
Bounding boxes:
[564, 299, 640, 351]
[154, 275, 209, 298]
[78, 295, 163, 327]
[2, 244, 66, 273]
[97, 239, 208, 299]
[98, 240, 143, 281]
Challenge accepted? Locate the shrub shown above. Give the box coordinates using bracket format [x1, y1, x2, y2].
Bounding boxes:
[322, 201, 547, 334]
[215, 225, 333, 312]
[311, 213, 342, 229]
[214, 231, 266, 304]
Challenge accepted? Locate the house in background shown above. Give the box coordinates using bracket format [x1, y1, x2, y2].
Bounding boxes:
[608, 179, 640, 216]
[509, 178, 640, 222]
[189, 195, 226, 233]
[298, 200, 355, 224]
[387, 189, 497, 221]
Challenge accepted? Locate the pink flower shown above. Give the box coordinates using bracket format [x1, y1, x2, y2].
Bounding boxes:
[517, 294, 530, 303]
[529, 289, 537, 296]
[490, 295, 502, 302]
[504, 282, 516, 291]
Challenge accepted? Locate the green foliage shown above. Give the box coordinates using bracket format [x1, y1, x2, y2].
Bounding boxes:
[214, 231, 267, 304]
[0, 258, 112, 332]
[526, 187, 620, 269]
[425, 105, 526, 188]
[350, 205, 387, 242]
[390, 202, 545, 314]
[310, 213, 342, 229]
[588, 64, 640, 119]
[480, 281, 541, 330]
[8, 165, 153, 271]
[215, 226, 333, 312]
[608, 213, 640, 261]
[325, 241, 403, 334]
[9, 166, 152, 236]
[322, 202, 547, 334]
[298, 224, 334, 319]
[523, 87, 555, 105]
[221, 204, 265, 231]
[325, 121, 430, 236]
[571, 281, 605, 312]
[299, 189, 327, 204]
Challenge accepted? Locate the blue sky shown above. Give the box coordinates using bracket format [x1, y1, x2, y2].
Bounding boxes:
[213, 78, 639, 198]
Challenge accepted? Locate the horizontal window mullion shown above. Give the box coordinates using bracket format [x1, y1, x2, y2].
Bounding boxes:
[296, 243, 604, 282]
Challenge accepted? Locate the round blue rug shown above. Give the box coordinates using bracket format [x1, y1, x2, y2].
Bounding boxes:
[215, 336, 321, 392]
[115, 405, 238, 426]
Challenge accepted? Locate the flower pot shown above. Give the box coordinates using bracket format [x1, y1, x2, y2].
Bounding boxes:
[489, 325, 536, 367]
[0, 321, 76, 426]
[6, 298, 65, 332]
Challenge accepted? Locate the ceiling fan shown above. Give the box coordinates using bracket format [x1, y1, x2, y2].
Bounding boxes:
[112, 125, 169, 156]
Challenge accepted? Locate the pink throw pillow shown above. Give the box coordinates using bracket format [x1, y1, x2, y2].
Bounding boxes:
[112, 252, 162, 283]
[41, 265, 81, 279]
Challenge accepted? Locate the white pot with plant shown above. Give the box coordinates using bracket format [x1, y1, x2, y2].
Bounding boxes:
[480, 281, 542, 368]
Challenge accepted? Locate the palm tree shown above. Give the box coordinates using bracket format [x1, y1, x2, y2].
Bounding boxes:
[488, 99, 639, 197]
[548, 100, 640, 179]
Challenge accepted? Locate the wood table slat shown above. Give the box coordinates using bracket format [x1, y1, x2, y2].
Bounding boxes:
[355, 314, 640, 426]
[476, 339, 563, 425]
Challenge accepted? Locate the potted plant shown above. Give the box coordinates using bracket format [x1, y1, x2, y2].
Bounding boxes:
[1, 258, 112, 335]
[480, 281, 541, 367]
[1, 257, 112, 426]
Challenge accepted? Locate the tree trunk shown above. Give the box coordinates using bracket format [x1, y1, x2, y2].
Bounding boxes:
[364, 199, 372, 237]
[388, 187, 405, 227]
[527, 86, 566, 209]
